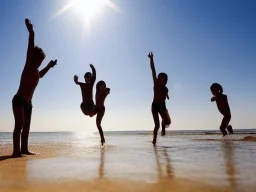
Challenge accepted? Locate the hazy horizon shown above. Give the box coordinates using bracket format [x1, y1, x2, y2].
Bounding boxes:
[1, 128, 256, 133]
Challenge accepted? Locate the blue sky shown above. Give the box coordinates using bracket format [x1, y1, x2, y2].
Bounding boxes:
[0, 0, 255, 132]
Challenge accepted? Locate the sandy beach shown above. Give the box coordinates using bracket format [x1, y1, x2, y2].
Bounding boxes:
[1, 132, 256, 192]
[0, 144, 227, 192]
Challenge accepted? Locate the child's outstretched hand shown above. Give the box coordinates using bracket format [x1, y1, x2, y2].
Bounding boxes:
[106, 88, 110, 94]
[74, 75, 78, 82]
[48, 60, 57, 68]
[211, 97, 216, 102]
[148, 52, 154, 59]
[25, 18, 34, 33]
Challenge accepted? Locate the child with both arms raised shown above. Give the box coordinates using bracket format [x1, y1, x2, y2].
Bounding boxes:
[12, 19, 57, 157]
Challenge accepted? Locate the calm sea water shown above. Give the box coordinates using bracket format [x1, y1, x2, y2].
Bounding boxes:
[1, 129, 255, 144]
[0, 130, 256, 191]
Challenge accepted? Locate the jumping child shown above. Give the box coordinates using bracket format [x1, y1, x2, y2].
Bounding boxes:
[12, 19, 57, 157]
[94, 80, 110, 145]
[210, 83, 234, 136]
[148, 52, 171, 145]
[74, 64, 96, 117]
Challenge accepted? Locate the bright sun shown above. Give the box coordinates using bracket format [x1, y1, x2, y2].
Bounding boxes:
[71, 0, 107, 20]
[52, 0, 119, 32]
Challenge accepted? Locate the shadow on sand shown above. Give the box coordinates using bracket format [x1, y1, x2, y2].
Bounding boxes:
[0, 155, 13, 161]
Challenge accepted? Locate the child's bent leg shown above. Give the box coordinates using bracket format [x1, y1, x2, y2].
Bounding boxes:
[220, 116, 231, 136]
[159, 109, 171, 136]
[12, 106, 24, 157]
[80, 102, 96, 117]
[96, 107, 105, 145]
[152, 108, 160, 145]
[21, 103, 35, 155]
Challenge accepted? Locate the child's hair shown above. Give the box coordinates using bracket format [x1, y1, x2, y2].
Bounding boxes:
[210, 83, 223, 94]
[158, 72, 168, 83]
[96, 80, 106, 90]
[33, 46, 46, 60]
[84, 72, 92, 78]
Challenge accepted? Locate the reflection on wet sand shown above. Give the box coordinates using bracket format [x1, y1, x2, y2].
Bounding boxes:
[153, 146, 174, 180]
[164, 148, 173, 178]
[99, 147, 105, 179]
[221, 141, 236, 191]
[24, 147, 106, 182]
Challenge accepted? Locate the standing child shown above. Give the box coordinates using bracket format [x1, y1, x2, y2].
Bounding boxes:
[12, 19, 57, 157]
[74, 64, 96, 117]
[148, 52, 171, 145]
[210, 83, 234, 136]
[94, 81, 110, 145]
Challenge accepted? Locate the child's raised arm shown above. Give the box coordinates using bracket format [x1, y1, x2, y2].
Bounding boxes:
[25, 18, 35, 68]
[90, 64, 96, 85]
[39, 60, 57, 78]
[148, 52, 157, 85]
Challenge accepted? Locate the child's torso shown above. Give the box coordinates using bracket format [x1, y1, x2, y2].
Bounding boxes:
[95, 91, 107, 109]
[216, 94, 231, 116]
[17, 67, 40, 102]
[153, 85, 168, 103]
[80, 83, 93, 104]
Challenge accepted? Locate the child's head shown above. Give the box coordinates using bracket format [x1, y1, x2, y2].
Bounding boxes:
[96, 80, 106, 91]
[158, 73, 168, 85]
[210, 83, 223, 96]
[33, 46, 45, 68]
[84, 72, 92, 83]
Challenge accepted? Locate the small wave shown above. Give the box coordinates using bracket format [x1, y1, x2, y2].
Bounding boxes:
[193, 136, 256, 142]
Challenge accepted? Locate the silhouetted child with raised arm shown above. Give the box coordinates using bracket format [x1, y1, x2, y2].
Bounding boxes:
[148, 52, 171, 145]
[74, 64, 96, 117]
[12, 19, 57, 157]
[210, 83, 234, 136]
[95, 80, 110, 145]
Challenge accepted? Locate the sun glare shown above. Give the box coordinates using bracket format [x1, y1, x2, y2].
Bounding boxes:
[52, 0, 120, 33]
[71, 0, 107, 20]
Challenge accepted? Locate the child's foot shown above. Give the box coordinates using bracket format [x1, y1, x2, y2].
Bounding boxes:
[227, 125, 234, 134]
[21, 150, 37, 155]
[101, 137, 105, 145]
[221, 130, 228, 137]
[152, 131, 157, 145]
[12, 152, 23, 158]
[220, 128, 228, 137]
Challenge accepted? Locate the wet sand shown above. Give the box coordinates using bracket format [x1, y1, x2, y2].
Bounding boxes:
[1, 133, 256, 192]
[0, 144, 228, 192]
